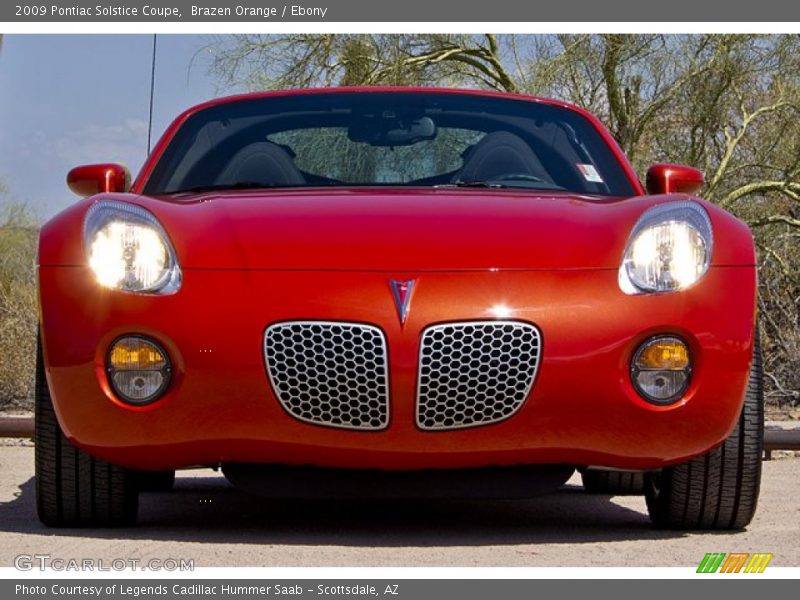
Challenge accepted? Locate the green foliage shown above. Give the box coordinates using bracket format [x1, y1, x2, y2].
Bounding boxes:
[0, 201, 38, 410]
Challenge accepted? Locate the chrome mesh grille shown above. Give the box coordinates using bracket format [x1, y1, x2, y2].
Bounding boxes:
[264, 322, 389, 430]
[416, 321, 541, 430]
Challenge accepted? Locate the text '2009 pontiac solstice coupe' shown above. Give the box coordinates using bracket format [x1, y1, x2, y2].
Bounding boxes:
[36, 88, 762, 528]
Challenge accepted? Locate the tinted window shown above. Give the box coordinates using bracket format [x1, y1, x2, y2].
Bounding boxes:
[144, 92, 636, 197]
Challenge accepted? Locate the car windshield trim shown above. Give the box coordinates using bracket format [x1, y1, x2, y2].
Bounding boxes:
[165, 182, 299, 195]
[143, 91, 638, 198]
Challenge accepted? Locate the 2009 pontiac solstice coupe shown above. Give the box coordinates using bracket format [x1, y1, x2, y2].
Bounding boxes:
[36, 87, 762, 529]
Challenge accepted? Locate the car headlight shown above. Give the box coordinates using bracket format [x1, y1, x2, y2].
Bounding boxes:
[619, 201, 712, 294]
[84, 201, 181, 294]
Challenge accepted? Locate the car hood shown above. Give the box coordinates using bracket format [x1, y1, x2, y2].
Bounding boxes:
[153, 188, 639, 271]
[40, 187, 754, 271]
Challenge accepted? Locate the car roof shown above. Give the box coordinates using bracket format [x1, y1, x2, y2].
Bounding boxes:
[176, 86, 590, 122]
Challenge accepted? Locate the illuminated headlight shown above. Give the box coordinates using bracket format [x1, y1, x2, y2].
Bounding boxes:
[619, 202, 712, 294]
[84, 201, 181, 294]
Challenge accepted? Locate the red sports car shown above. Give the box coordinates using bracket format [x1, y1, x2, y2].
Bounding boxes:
[36, 87, 762, 529]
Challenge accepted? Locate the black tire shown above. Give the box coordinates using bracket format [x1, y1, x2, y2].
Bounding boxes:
[644, 331, 763, 530]
[581, 469, 645, 495]
[135, 470, 176, 492]
[35, 337, 138, 527]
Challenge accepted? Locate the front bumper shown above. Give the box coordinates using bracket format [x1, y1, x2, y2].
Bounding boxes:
[39, 266, 756, 471]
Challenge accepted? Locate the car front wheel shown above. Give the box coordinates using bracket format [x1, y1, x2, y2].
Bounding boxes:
[644, 332, 763, 530]
[35, 337, 138, 527]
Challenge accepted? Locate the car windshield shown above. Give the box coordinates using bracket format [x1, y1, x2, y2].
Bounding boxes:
[144, 91, 636, 197]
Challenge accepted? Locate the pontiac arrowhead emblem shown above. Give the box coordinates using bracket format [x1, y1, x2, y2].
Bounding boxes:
[389, 279, 416, 325]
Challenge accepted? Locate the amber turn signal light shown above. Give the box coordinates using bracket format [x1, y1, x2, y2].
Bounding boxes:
[634, 338, 690, 371]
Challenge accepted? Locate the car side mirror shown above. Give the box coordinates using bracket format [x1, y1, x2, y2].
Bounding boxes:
[67, 163, 131, 197]
[645, 164, 704, 196]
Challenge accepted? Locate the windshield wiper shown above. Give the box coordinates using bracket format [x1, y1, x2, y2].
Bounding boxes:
[438, 176, 567, 192]
[166, 182, 294, 194]
[439, 180, 509, 189]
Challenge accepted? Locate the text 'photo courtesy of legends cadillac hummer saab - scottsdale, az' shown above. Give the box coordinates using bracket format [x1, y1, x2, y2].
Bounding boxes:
[35, 88, 762, 529]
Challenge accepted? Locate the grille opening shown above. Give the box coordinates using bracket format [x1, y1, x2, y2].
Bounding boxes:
[416, 321, 541, 430]
[264, 322, 390, 430]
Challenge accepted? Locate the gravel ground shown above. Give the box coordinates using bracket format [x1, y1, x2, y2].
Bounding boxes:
[0, 444, 798, 568]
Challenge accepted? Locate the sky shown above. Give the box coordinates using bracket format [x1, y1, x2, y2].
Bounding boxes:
[0, 34, 236, 220]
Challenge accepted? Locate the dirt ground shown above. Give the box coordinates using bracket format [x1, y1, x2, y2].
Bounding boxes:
[1, 441, 798, 568]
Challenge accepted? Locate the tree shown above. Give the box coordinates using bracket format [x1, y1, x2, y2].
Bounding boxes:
[207, 34, 517, 92]
[207, 34, 800, 409]
[525, 35, 800, 408]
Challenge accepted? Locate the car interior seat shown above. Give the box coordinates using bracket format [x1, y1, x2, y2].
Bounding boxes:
[455, 131, 552, 184]
[216, 141, 306, 187]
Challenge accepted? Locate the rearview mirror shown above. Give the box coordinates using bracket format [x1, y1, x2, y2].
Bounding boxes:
[348, 116, 437, 147]
[67, 163, 131, 197]
[645, 164, 704, 195]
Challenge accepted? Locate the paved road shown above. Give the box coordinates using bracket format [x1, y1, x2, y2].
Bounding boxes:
[1, 442, 798, 568]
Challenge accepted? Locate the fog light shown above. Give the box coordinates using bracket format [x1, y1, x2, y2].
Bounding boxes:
[107, 336, 171, 405]
[631, 336, 691, 404]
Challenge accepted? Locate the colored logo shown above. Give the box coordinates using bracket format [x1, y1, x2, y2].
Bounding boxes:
[696, 553, 773, 573]
[389, 279, 415, 325]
